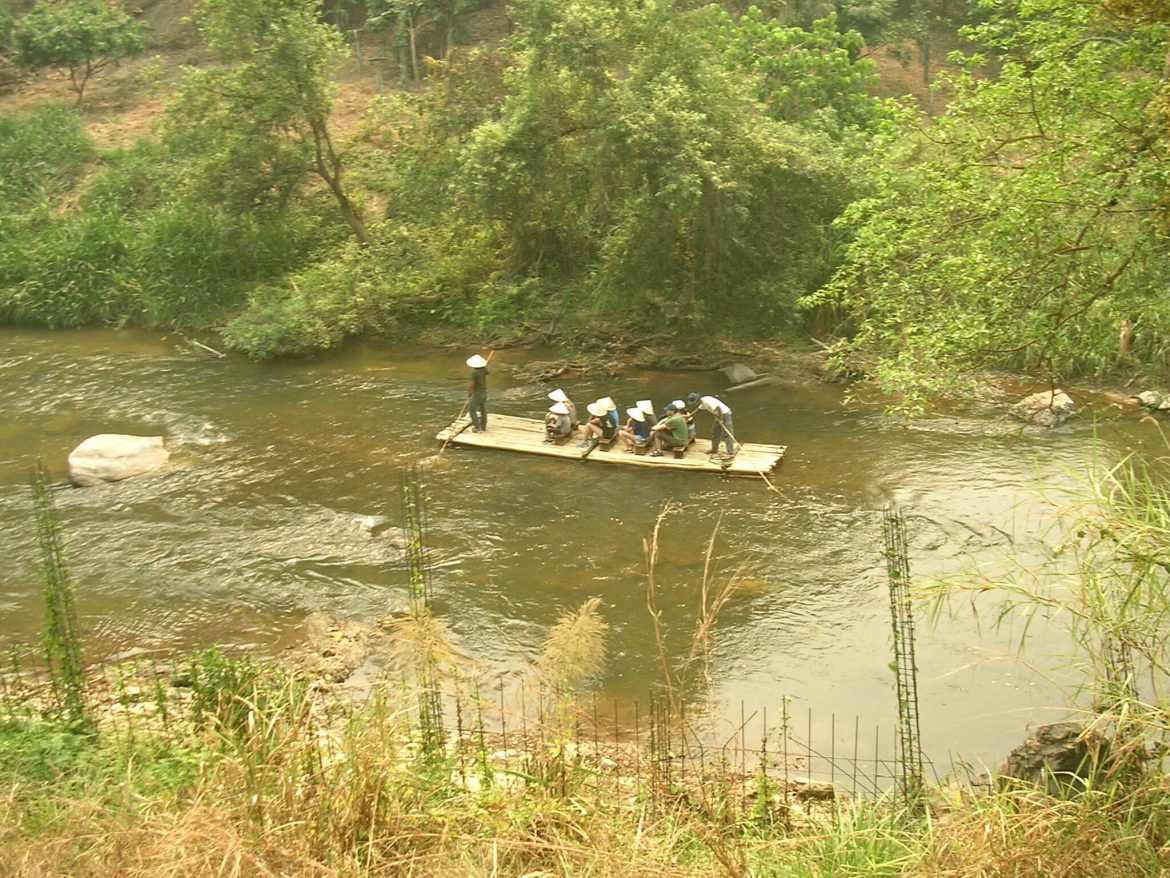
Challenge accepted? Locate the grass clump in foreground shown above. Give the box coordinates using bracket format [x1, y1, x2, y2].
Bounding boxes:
[0, 652, 1167, 878]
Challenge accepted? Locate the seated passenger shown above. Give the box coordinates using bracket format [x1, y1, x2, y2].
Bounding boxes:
[579, 400, 618, 447]
[543, 401, 573, 442]
[673, 398, 696, 442]
[548, 388, 578, 430]
[617, 406, 651, 452]
[599, 397, 621, 431]
[649, 402, 690, 457]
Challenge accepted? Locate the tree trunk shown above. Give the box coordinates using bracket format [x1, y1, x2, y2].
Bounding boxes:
[408, 12, 419, 82]
[310, 118, 371, 247]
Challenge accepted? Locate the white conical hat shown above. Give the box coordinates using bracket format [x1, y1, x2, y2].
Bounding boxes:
[466, 354, 487, 368]
[637, 399, 655, 415]
[627, 407, 645, 422]
[548, 388, 568, 403]
[549, 401, 569, 414]
[600, 397, 616, 411]
[587, 401, 607, 418]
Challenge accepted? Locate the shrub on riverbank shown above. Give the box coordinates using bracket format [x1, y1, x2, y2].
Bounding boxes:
[0, 102, 348, 330]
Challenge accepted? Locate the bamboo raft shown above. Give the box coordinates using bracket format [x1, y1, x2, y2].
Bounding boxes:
[436, 414, 786, 476]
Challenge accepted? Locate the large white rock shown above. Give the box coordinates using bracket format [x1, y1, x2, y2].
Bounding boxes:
[719, 363, 758, 386]
[1011, 390, 1076, 428]
[68, 434, 169, 487]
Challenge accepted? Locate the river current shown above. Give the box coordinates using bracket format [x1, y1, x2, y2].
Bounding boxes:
[0, 328, 1155, 771]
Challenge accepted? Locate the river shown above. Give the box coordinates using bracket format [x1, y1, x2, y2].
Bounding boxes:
[0, 328, 1154, 774]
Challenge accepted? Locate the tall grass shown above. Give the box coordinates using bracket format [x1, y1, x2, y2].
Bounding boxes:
[30, 465, 90, 733]
[0, 103, 93, 206]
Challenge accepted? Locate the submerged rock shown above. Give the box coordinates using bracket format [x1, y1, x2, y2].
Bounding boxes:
[68, 434, 169, 487]
[1011, 389, 1076, 428]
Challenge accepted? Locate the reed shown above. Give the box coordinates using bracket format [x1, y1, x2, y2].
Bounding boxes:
[536, 596, 608, 700]
[914, 785, 1165, 878]
[30, 464, 90, 733]
[645, 505, 741, 739]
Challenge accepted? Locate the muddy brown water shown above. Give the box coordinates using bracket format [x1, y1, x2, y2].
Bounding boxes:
[0, 328, 1157, 771]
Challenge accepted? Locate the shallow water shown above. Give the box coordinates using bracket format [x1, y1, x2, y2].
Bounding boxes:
[0, 328, 1154, 770]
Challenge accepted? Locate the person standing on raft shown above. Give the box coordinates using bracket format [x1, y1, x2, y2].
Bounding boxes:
[466, 354, 489, 432]
[687, 392, 735, 455]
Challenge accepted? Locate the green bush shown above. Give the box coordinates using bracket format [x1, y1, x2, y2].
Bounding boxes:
[0, 207, 141, 327]
[0, 103, 94, 207]
[0, 717, 95, 787]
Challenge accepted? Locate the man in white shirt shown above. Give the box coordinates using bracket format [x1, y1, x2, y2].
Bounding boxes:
[687, 392, 735, 455]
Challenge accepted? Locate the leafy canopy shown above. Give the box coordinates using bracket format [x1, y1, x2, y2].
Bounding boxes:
[812, 0, 1170, 410]
[11, 1, 146, 105]
[450, 0, 887, 331]
[167, 0, 370, 244]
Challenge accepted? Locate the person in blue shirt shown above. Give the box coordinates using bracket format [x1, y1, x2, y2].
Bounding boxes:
[600, 397, 621, 431]
[617, 406, 651, 452]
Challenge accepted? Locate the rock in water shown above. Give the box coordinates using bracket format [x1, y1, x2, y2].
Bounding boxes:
[68, 434, 169, 487]
[1011, 389, 1075, 428]
[719, 363, 758, 386]
[1131, 390, 1163, 409]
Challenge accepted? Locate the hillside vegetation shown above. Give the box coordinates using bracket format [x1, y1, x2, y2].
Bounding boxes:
[1, 0, 1169, 409]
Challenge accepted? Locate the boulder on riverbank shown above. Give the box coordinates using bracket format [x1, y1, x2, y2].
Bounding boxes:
[719, 363, 759, 385]
[1130, 390, 1170, 412]
[282, 611, 400, 703]
[998, 722, 1111, 796]
[68, 434, 169, 487]
[1011, 389, 1076, 427]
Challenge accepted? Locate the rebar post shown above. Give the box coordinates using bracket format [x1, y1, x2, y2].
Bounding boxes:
[883, 506, 924, 809]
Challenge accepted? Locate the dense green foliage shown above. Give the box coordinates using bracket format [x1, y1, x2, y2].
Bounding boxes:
[11, 0, 146, 105]
[222, 0, 889, 352]
[6, 0, 1170, 394]
[0, 102, 344, 328]
[170, 0, 371, 245]
[0, 2, 13, 50]
[813, 0, 1170, 408]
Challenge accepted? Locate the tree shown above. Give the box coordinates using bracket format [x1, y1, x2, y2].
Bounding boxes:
[810, 0, 1170, 410]
[11, 1, 146, 106]
[366, 0, 490, 83]
[719, 9, 884, 136]
[451, 0, 880, 330]
[168, 0, 370, 246]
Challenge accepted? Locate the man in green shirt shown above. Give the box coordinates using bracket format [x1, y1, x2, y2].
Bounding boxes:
[648, 401, 689, 457]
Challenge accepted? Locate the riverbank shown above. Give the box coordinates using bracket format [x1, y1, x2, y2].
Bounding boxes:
[1, 644, 1163, 878]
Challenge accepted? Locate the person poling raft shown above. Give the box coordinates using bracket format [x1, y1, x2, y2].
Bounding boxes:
[687, 393, 737, 457]
[466, 353, 490, 433]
